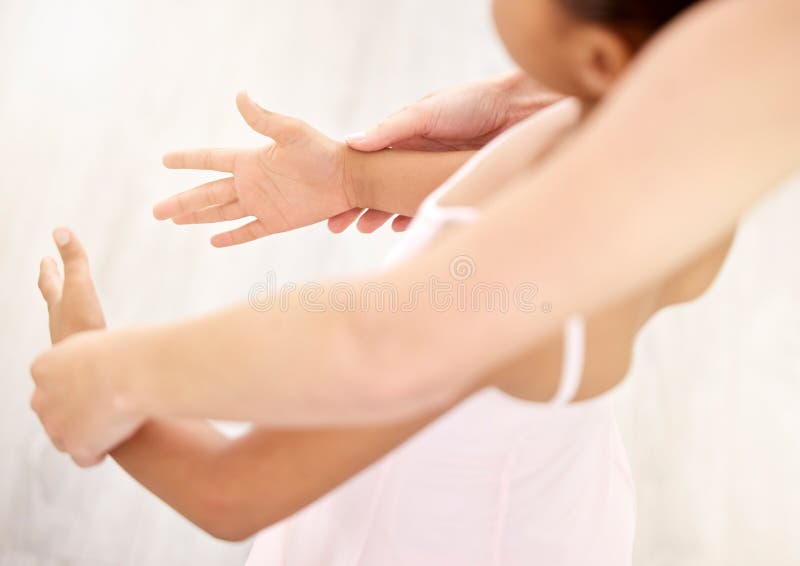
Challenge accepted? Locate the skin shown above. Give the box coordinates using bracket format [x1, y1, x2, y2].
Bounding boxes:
[335, 71, 564, 233]
[30, 0, 800, 487]
[155, 93, 476, 247]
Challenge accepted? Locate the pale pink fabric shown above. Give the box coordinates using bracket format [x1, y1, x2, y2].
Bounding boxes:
[246, 118, 636, 565]
[246, 392, 635, 566]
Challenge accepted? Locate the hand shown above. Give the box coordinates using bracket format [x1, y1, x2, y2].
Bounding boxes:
[30, 330, 145, 468]
[155, 92, 357, 247]
[37, 228, 106, 344]
[328, 70, 563, 233]
[32, 228, 142, 467]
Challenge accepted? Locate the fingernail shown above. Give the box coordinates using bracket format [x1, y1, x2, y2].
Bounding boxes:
[346, 131, 367, 143]
[54, 228, 70, 247]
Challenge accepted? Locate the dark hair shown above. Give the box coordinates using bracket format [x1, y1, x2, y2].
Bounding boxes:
[561, 0, 699, 44]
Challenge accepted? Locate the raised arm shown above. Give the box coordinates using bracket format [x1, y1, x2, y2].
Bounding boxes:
[30, 0, 800, 461]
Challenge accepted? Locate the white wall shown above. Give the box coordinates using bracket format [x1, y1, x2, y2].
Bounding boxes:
[1, 1, 797, 564]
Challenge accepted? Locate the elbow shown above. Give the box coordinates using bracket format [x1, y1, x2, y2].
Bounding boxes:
[188, 475, 285, 543]
[191, 494, 269, 543]
[203, 523, 254, 544]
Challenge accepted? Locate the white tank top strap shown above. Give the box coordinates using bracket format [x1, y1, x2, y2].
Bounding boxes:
[424, 203, 481, 224]
[550, 315, 587, 405]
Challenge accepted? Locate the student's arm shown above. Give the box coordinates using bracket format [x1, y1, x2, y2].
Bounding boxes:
[112, 418, 433, 542]
[153, 92, 474, 247]
[344, 147, 476, 217]
[31, 0, 800, 462]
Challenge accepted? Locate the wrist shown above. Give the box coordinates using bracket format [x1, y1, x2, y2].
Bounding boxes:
[341, 145, 372, 209]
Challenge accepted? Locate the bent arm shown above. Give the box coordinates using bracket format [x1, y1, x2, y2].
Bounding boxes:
[111, 415, 436, 541]
[117, 0, 799, 425]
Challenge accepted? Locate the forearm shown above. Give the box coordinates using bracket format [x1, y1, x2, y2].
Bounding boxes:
[113, 415, 434, 541]
[110, 419, 233, 536]
[346, 147, 475, 215]
[123, 297, 388, 425]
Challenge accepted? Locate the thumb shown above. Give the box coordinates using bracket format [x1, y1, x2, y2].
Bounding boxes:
[236, 91, 305, 144]
[346, 108, 427, 152]
[53, 227, 90, 280]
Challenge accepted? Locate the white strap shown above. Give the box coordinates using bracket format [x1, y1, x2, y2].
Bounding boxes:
[426, 203, 481, 224]
[551, 316, 586, 405]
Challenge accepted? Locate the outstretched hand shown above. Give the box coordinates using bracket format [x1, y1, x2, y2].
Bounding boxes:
[155, 92, 357, 247]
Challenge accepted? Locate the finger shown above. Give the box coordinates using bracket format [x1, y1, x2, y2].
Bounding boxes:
[162, 148, 238, 173]
[236, 91, 306, 144]
[327, 208, 364, 234]
[346, 107, 428, 152]
[153, 177, 236, 220]
[172, 201, 246, 225]
[357, 210, 394, 234]
[38, 257, 63, 305]
[53, 227, 90, 280]
[392, 215, 414, 232]
[211, 219, 269, 248]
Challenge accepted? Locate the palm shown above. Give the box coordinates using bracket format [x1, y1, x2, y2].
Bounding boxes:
[155, 92, 353, 247]
[235, 136, 350, 233]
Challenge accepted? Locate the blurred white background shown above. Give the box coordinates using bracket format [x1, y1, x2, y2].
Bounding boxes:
[1, 0, 798, 564]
